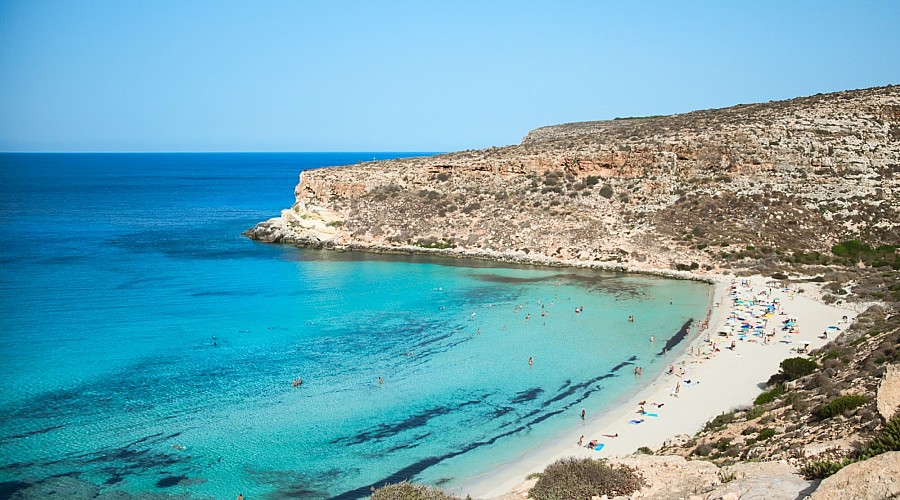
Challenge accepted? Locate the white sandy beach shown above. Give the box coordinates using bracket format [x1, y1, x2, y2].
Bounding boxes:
[460, 274, 860, 499]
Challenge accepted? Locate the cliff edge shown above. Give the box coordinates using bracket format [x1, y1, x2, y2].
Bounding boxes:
[247, 85, 899, 274]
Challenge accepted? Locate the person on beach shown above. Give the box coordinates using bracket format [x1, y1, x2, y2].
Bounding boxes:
[602, 433, 618, 438]
[675, 381, 681, 397]
[578, 435, 584, 446]
[581, 408, 586, 420]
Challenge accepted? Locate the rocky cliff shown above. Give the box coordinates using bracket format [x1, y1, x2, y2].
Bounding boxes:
[247, 85, 899, 274]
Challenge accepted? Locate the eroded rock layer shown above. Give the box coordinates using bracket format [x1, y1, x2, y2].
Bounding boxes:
[247, 86, 900, 272]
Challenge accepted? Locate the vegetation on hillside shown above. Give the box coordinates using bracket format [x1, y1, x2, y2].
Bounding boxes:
[527, 457, 644, 500]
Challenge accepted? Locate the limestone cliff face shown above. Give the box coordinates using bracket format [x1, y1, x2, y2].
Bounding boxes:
[246, 85, 900, 271]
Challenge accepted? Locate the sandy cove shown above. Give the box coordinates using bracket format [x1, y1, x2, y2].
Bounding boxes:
[459, 274, 861, 499]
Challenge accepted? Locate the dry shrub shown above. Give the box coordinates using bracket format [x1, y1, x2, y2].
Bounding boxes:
[371, 481, 463, 500]
[529, 457, 644, 500]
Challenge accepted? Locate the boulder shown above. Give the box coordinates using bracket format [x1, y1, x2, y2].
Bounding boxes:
[664, 434, 692, 448]
[609, 455, 721, 499]
[876, 364, 900, 421]
[810, 451, 900, 500]
[704, 461, 814, 500]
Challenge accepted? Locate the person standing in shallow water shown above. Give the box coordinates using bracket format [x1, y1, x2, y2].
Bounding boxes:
[581, 408, 586, 420]
[528, 356, 533, 366]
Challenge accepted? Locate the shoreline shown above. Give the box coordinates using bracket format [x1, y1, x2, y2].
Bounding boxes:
[457, 274, 859, 499]
[249, 236, 868, 499]
[246, 232, 718, 285]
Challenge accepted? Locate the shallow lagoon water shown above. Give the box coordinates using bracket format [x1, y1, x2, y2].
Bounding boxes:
[0, 154, 710, 499]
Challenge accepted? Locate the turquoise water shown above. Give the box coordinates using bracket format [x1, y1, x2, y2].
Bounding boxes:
[0, 154, 710, 499]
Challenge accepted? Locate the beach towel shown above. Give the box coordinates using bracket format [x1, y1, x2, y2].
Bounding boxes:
[628, 419, 644, 425]
[593, 443, 605, 451]
[644, 413, 658, 417]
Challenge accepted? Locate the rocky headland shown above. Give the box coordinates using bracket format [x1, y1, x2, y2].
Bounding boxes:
[246, 85, 900, 499]
[247, 85, 899, 278]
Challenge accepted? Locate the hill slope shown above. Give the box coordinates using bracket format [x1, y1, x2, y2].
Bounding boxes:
[248, 85, 899, 276]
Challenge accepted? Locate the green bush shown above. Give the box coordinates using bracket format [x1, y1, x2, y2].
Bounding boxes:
[744, 406, 766, 420]
[371, 481, 464, 500]
[529, 457, 644, 500]
[830, 240, 898, 268]
[636, 446, 654, 455]
[832, 239, 873, 258]
[800, 460, 844, 480]
[859, 415, 900, 459]
[822, 350, 841, 361]
[754, 386, 784, 405]
[814, 395, 867, 419]
[585, 175, 599, 186]
[757, 428, 777, 441]
[780, 357, 818, 381]
[704, 412, 735, 431]
[598, 185, 614, 199]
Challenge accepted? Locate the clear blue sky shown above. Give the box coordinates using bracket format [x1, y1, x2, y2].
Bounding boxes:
[1, 1, 898, 152]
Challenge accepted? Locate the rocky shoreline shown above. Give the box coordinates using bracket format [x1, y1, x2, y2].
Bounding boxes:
[246, 85, 898, 280]
[245, 221, 717, 284]
[244, 85, 900, 499]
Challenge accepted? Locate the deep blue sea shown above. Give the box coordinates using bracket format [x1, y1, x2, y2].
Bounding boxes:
[0, 153, 710, 499]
